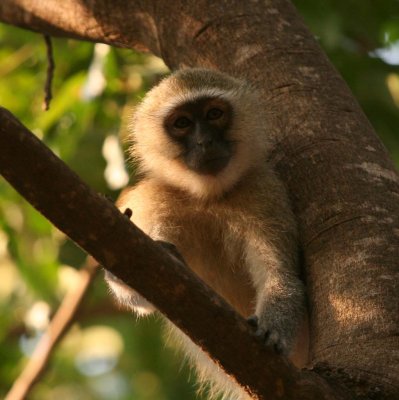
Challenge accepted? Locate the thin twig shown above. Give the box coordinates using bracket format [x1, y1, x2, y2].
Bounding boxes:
[42, 34, 54, 111]
[5, 258, 99, 400]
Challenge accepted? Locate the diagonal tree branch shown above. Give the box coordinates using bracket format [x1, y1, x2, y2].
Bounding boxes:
[0, 0, 161, 53]
[0, 107, 343, 400]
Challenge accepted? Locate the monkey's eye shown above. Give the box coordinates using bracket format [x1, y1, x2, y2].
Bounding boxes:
[206, 108, 224, 120]
[173, 116, 192, 129]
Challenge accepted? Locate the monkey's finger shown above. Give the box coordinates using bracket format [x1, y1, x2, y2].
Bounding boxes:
[247, 315, 259, 328]
[123, 207, 133, 219]
[156, 240, 186, 264]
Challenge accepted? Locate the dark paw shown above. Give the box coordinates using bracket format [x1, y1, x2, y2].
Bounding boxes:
[247, 315, 259, 328]
[247, 315, 286, 355]
[123, 207, 133, 219]
[156, 240, 186, 264]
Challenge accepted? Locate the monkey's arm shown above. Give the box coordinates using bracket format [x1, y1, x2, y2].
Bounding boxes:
[245, 231, 305, 356]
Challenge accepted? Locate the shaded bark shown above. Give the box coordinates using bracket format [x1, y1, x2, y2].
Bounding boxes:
[0, 0, 398, 398]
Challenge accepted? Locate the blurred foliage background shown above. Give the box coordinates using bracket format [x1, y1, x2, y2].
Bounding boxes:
[0, 1, 398, 399]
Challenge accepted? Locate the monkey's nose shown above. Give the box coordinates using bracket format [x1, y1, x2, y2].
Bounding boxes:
[197, 137, 213, 149]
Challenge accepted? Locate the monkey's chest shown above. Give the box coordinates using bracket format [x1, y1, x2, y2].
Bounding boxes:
[167, 213, 255, 317]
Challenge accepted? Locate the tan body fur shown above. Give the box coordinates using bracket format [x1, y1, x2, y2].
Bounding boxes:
[106, 69, 308, 400]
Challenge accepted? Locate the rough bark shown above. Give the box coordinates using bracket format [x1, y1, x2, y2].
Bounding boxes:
[0, 0, 398, 398]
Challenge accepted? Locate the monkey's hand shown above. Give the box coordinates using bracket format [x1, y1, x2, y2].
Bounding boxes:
[156, 240, 187, 265]
[247, 282, 305, 356]
[247, 315, 289, 355]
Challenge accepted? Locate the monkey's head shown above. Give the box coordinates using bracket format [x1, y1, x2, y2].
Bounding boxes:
[130, 68, 269, 199]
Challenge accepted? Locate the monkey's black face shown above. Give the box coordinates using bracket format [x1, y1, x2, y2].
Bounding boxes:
[164, 97, 233, 175]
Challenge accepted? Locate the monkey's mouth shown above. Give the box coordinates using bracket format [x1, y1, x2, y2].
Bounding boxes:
[192, 155, 230, 176]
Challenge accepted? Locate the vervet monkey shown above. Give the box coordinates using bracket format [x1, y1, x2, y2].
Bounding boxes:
[105, 68, 307, 400]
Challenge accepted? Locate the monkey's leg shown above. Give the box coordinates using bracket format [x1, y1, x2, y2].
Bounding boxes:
[104, 269, 156, 316]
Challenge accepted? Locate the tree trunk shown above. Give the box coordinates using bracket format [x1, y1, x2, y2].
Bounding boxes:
[0, 0, 398, 398]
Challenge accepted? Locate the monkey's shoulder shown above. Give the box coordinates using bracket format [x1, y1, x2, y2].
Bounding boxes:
[117, 178, 190, 212]
[222, 167, 293, 214]
[123, 168, 292, 228]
